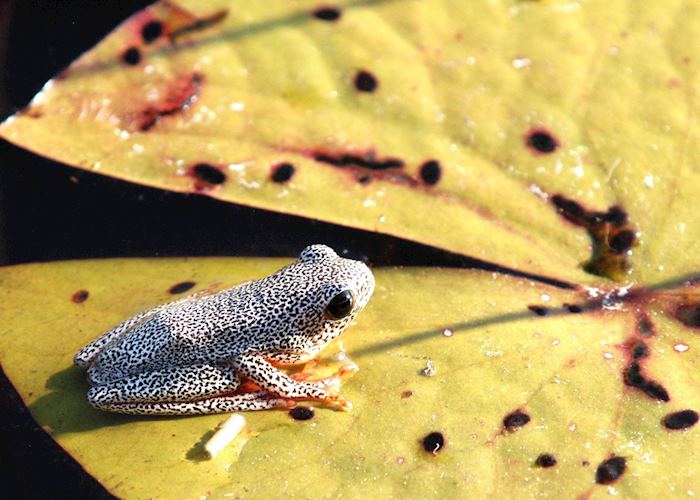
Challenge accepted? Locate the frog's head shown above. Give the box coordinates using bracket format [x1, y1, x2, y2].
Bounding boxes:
[284, 244, 375, 351]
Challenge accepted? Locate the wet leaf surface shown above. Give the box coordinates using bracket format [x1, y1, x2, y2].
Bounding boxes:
[1, 258, 699, 497]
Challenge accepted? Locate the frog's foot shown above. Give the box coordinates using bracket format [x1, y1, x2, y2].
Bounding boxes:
[323, 394, 353, 412]
[283, 394, 353, 412]
[300, 361, 359, 388]
[289, 359, 318, 382]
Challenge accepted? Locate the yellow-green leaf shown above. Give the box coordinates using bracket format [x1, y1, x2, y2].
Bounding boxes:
[6, 0, 700, 283]
[1, 258, 699, 497]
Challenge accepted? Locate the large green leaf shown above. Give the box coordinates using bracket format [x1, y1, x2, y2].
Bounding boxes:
[1, 258, 698, 497]
[5, 0, 699, 283]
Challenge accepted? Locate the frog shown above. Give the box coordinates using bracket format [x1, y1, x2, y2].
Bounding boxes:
[74, 244, 374, 415]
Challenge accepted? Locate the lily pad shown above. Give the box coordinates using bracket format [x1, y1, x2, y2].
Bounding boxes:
[6, 0, 699, 283]
[1, 258, 699, 497]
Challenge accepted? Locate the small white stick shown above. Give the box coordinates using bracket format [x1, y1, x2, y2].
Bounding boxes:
[204, 414, 246, 459]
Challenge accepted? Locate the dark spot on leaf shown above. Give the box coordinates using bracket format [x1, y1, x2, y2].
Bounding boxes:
[565, 303, 583, 313]
[503, 410, 531, 431]
[526, 128, 559, 154]
[169, 281, 195, 294]
[71, 290, 89, 304]
[192, 163, 226, 186]
[595, 456, 626, 484]
[421, 432, 445, 455]
[419, 160, 442, 185]
[549, 194, 635, 280]
[675, 303, 700, 328]
[609, 230, 636, 254]
[636, 314, 656, 337]
[271, 163, 295, 183]
[312, 6, 342, 21]
[663, 409, 699, 430]
[141, 20, 163, 43]
[289, 406, 315, 421]
[314, 152, 403, 171]
[528, 305, 548, 316]
[631, 341, 649, 360]
[606, 206, 628, 227]
[551, 194, 585, 223]
[401, 390, 414, 399]
[354, 70, 378, 92]
[311, 150, 416, 186]
[20, 106, 43, 119]
[122, 47, 141, 66]
[582, 460, 590, 467]
[623, 362, 669, 402]
[535, 453, 557, 468]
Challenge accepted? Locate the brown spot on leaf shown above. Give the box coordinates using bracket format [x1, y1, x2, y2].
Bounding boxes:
[421, 432, 445, 455]
[271, 163, 295, 183]
[401, 390, 414, 399]
[631, 341, 649, 360]
[169, 281, 196, 294]
[20, 106, 43, 119]
[609, 230, 636, 254]
[636, 313, 656, 337]
[312, 149, 416, 187]
[623, 362, 669, 402]
[312, 6, 342, 21]
[595, 456, 626, 484]
[419, 160, 442, 185]
[354, 70, 378, 92]
[565, 303, 583, 313]
[663, 409, 698, 430]
[675, 303, 700, 329]
[527, 305, 549, 316]
[289, 406, 314, 421]
[139, 73, 203, 131]
[190, 163, 226, 189]
[535, 453, 557, 468]
[525, 128, 559, 155]
[121, 46, 142, 66]
[503, 410, 530, 431]
[550, 195, 635, 280]
[71, 290, 89, 304]
[141, 20, 164, 43]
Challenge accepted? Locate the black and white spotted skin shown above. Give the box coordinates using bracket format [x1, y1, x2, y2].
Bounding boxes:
[74, 245, 375, 415]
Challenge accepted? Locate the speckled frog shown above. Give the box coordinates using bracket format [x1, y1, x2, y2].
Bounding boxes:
[74, 245, 374, 415]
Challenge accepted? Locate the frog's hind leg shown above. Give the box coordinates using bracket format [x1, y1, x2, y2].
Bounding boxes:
[87, 363, 268, 415]
[100, 392, 288, 415]
[74, 311, 157, 369]
[74, 292, 204, 369]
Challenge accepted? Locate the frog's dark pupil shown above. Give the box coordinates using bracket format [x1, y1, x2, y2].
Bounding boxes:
[325, 290, 354, 320]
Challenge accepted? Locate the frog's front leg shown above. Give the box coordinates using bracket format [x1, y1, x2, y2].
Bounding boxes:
[88, 363, 286, 415]
[231, 354, 351, 411]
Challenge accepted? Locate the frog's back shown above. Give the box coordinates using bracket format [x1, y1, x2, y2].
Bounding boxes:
[86, 270, 319, 384]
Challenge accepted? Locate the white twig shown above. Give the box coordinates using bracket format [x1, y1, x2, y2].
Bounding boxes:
[204, 414, 246, 459]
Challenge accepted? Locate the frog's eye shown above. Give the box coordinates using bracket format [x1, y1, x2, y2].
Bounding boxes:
[324, 290, 354, 320]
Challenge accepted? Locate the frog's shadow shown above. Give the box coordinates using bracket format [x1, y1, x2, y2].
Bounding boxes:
[29, 365, 186, 436]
